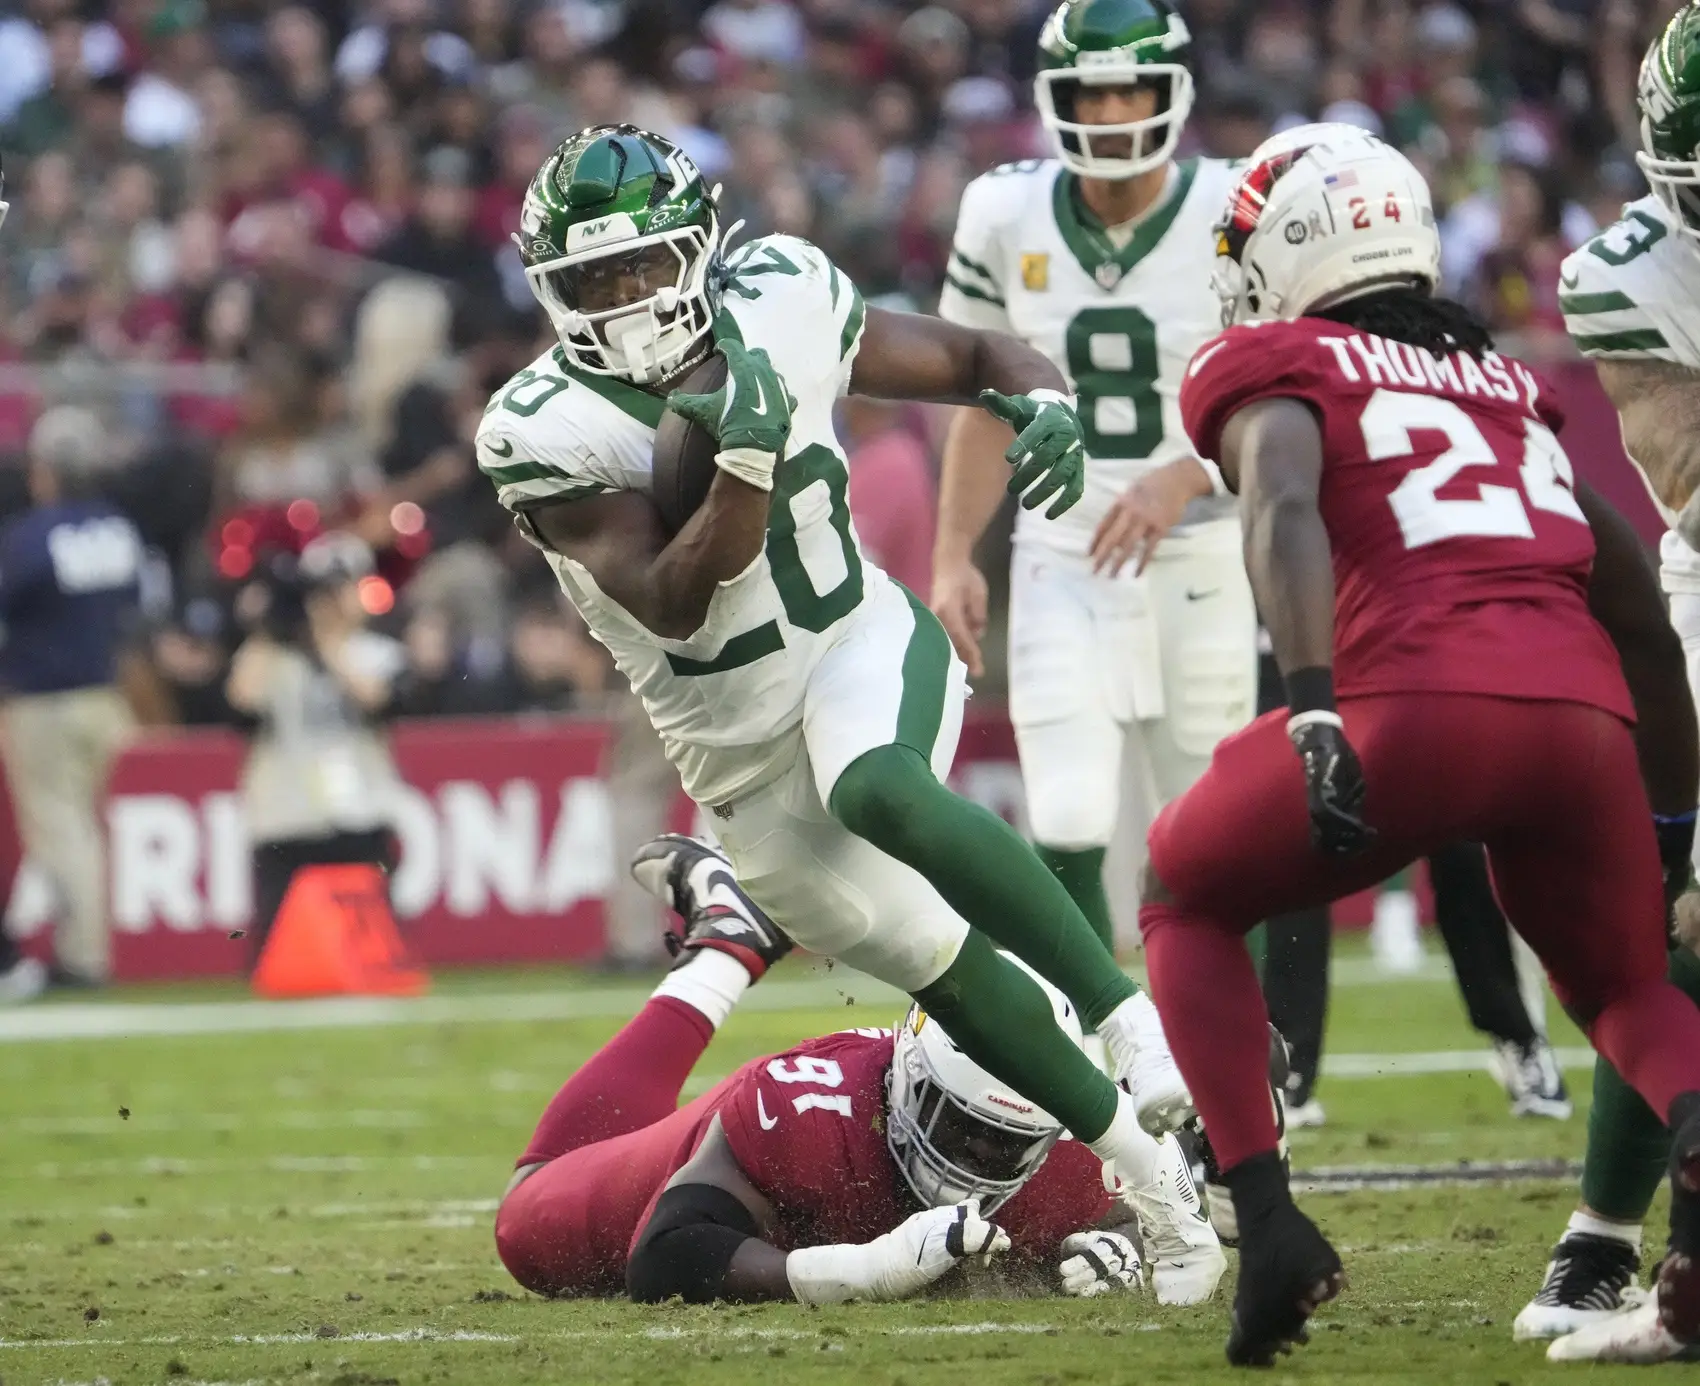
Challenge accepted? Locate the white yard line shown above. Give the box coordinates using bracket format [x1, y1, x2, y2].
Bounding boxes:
[0, 952, 1460, 1045]
[0, 1322, 1085, 1352]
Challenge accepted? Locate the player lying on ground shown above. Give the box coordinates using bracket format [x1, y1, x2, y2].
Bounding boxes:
[476, 123, 1218, 1287]
[1130, 123, 1700, 1367]
[496, 835, 1214, 1305]
[1513, 3, 1700, 1362]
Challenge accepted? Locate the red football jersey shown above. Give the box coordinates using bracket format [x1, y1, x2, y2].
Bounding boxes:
[627, 1029, 1112, 1265]
[1180, 319, 1633, 720]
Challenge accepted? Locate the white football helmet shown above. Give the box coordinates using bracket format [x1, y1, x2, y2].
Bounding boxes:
[886, 953, 1086, 1216]
[1211, 122, 1440, 328]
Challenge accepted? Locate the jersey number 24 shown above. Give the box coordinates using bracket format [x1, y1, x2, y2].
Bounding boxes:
[1359, 388, 1584, 549]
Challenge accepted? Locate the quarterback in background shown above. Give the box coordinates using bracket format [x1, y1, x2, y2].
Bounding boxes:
[1140, 123, 1700, 1366]
[932, 0, 1256, 959]
[1515, 1, 1700, 1363]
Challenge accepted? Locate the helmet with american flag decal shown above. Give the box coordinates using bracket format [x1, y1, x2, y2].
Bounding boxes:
[1211, 123, 1439, 327]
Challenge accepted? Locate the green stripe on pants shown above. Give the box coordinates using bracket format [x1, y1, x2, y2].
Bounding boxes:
[894, 583, 951, 762]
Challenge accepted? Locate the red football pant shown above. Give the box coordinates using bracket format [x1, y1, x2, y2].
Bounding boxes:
[495, 997, 723, 1296]
[1141, 694, 1700, 1173]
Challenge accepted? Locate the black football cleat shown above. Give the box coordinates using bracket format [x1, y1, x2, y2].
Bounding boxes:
[630, 834, 794, 981]
[1226, 1200, 1346, 1367]
[1658, 1100, 1700, 1344]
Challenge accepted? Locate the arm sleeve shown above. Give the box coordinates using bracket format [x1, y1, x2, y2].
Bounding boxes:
[1178, 325, 1317, 467]
[1559, 240, 1682, 363]
[937, 174, 1015, 334]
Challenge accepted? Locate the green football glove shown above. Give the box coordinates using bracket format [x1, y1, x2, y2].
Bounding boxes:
[979, 387, 1086, 518]
[667, 340, 797, 491]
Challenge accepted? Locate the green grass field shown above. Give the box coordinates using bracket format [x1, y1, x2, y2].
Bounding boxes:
[0, 942, 1667, 1386]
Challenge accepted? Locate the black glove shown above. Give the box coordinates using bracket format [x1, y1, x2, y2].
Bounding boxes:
[1655, 811, 1697, 915]
[1288, 714, 1375, 857]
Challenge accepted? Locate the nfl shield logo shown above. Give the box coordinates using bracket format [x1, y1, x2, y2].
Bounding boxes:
[1095, 262, 1122, 289]
[1021, 253, 1049, 291]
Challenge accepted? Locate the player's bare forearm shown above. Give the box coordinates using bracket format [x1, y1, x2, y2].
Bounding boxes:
[935, 406, 1016, 562]
[1595, 358, 1700, 521]
[850, 307, 1067, 405]
[525, 478, 771, 641]
[1578, 482, 1699, 815]
[1226, 399, 1336, 688]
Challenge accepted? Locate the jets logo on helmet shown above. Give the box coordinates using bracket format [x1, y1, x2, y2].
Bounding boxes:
[885, 953, 1082, 1215]
[1035, 0, 1195, 180]
[1210, 123, 1439, 327]
[1638, 3, 1700, 241]
[516, 124, 722, 385]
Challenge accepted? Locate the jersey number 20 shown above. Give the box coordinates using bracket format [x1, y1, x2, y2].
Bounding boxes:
[1359, 388, 1584, 549]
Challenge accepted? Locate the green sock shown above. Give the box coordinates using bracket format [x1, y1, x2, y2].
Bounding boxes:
[830, 744, 1137, 1030]
[1034, 845, 1114, 954]
[915, 928, 1120, 1142]
[1578, 946, 1700, 1221]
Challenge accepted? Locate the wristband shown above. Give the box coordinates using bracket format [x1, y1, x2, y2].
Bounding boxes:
[1283, 665, 1336, 716]
[1193, 456, 1229, 497]
[713, 446, 777, 492]
[1026, 387, 1079, 413]
[1287, 710, 1345, 737]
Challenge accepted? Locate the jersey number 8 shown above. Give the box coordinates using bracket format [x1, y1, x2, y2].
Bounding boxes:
[1065, 307, 1163, 460]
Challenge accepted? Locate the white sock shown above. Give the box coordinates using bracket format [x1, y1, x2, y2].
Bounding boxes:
[1567, 1209, 1643, 1252]
[652, 950, 751, 1030]
[1086, 1088, 1162, 1187]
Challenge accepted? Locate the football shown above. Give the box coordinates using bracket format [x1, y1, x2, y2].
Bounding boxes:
[650, 352, 727, 537]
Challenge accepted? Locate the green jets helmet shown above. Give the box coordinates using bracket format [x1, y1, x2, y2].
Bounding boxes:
[1035, 0, 1194, 181]
[1639, 3, 1700, 241]
[516, 125, 720, 385]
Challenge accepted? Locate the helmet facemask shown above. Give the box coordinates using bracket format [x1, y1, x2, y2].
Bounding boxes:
[1638, 116, 1700, 241]
[1037, 63, 1194, 179]
[527, 217, 718, 386]
[885, 1006, 1064, 1216]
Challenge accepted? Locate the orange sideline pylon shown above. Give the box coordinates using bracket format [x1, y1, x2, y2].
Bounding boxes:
[251, 863, 429, 999]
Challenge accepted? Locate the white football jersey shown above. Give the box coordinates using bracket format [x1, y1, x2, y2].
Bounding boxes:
[939, 156, 1239, 555]
[1560, 194, 1700, 584]
[476, 235, 884, 806]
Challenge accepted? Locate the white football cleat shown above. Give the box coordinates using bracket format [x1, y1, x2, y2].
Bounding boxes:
[1101, 991, 1195, 1134]
[1514, 1231, 1643, 1340]
[1546, 1299, 1695, 1362]
[1285, 1096, 1326, 1129]
[1493, 1037, 1573, 1121]
[1123, 1132, 1226, 1305]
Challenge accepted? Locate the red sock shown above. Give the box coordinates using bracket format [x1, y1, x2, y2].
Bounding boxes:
[518, 996, 714, 1166]
[1140, 900, 1279, 1172]
[1591, 981, 1700, 1123]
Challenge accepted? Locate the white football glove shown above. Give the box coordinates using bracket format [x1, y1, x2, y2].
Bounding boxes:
[787, 1199, 1010, 1305]
[1059, 1230, 1142, 1297]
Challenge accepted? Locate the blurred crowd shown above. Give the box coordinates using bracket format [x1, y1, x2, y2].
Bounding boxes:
[0, 0, 1682, 719]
